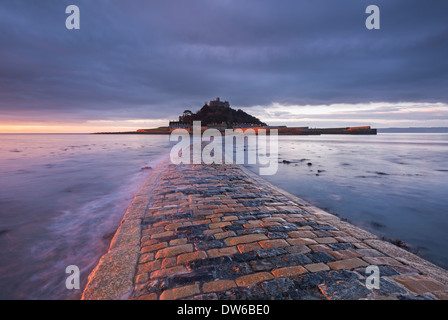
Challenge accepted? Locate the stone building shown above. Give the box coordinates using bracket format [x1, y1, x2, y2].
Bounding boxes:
[208, 97, 230, 108]
[169, 121, 190, 129]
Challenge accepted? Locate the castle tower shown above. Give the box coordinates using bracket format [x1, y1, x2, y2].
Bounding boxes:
[209, 97, 230, 108]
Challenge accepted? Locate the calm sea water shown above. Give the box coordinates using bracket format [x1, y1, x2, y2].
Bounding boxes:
[0, 134, 172, 299]
[0, 133, 447, 299]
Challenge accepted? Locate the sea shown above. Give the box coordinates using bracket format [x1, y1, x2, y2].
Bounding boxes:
[0, 133, 447, 299]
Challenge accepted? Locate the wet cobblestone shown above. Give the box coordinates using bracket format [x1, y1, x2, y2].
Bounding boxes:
[99, 162, 448, 300]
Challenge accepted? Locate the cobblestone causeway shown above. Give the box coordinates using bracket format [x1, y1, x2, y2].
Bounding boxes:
[82, 162, 448, 300]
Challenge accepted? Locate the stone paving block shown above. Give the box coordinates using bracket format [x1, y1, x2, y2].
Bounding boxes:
[392, 265, 419, 275]
[165, 269, 215, 288]
[169, 239, 188, 246]
[160, 283, 200, 300]
[309, 244, 332, 252]
[327, 243, 355, 251]
[288, 231, 317, 238]
[222, 216, 239, 222]
[236, 272, 274, 287]
[328, 248, 363, 260]
[328, 258, 369, 270]
[237, 242, 262, 253]
[260, 278, 298, 299]
[161, 257, 177, 268]
[306, 251, 336, 263]
[295, 226, 314, 231]
[257, 248, 287, 258]
[305, 263, 330, 273]
[393, 275, 446, 294]
[285, 245, 311, 254]
[356, 248, 386, 257]
[135, 273, 149, 284]
[318, 280, 371, 300]
[155, 244, 194, 259]
[286, 238, 317, 246]
[353, 242, 371, 249]
[142, 242, 167, 253]
[362, 256, 403, 267]
[192, 219, 211, 226]
[372, 277, 407, 296]
[232, 251, 258, 262]
[209, 222, 231, 229]
[263, 217, 287, 223]
[311, 224, 337, 230]
[203, 280, 237, 293]
[266, 231, 289, 239]
[269, 253, 312, 267]
[258, 239, 289, 249]
[328, 231, 349, 237]
[140, 237, 157, 247]
[207, 246, 238, 258]
[335, 236, 359, 243]
[135, 292, 158, 300]
[150, 265, 189, 279]
[144, 226, 166, 235]
[250, 259, 275, 272]
[224, 234, 268, 246]
[203, 229, 222, 235]
[271, 266, 307, 278]
[137, 259, 162, 275]
[177, 251, 207, 265]
[214, 231, 237, 240]
[152, 231, 175, 239]
[314, 231, 334, 237]
[138, 253, 155, 264]
[315, 237, 338, 244]
[196, 239, 227, 251]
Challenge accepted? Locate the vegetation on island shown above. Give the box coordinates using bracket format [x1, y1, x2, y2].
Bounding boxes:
[178, 104, 267, 127]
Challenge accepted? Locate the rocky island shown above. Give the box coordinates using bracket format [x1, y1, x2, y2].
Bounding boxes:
[94, 98, 377, 135]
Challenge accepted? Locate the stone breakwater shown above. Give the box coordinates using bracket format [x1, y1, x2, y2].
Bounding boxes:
[82, 160, 448, 300]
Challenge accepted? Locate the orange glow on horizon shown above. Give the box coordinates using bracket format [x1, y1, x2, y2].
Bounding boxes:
[0, 119, 170, 134]
[0, 123, 144, 134]
[0, 124, 104, 134]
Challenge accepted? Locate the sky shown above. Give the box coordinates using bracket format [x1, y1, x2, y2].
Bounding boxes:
[0, 0, 447, 133]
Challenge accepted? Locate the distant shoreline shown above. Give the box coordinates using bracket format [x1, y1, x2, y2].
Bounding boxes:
[1, 127, 447, 135]
[92, 127, 448, 135]
[93, 125, 378, 135]
[378, 127, 448, 133]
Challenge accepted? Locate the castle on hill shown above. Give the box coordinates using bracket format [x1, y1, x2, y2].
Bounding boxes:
[207, 97, 230, 108]
[169, 97, 266, 130]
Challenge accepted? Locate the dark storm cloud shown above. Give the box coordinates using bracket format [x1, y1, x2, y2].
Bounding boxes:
[0, 0, 447, 122]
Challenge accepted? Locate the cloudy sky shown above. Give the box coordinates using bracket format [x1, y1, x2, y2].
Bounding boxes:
[0, 0, 447, 132]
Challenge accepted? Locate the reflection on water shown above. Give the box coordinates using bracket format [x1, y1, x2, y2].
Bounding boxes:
[0, 134, 171, 299]
[247, 133, 448, 270]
